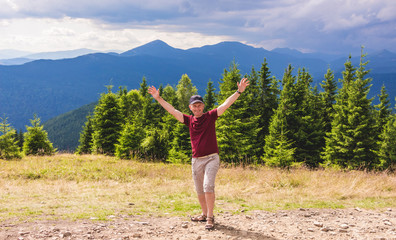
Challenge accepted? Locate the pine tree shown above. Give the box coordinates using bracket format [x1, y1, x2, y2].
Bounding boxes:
[292, 68, 325, 167]
[167, 74, 197, 163]
[256, 59, 279, 158]
[320, 68, 337, 134]
[216, 61, 261, 163]
[263, 65, 296, 167]
[75, 114, 94, 154]
[377, 108, 396, 171]
[0, 116, 22, 159]
[323, 50, 378, 169]
[216, 62, 244, 162]
[176, 74, 198, 113]
[115, 89, 146, 159]
[23, 114, 56, 156]
[115, 120, 145, 159]
[375, 85, 392, 132]
[203, 80, 217, 112]
[91, 86, 123, 155]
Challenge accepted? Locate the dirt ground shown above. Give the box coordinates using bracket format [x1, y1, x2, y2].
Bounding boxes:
[1, 208, 395, 240]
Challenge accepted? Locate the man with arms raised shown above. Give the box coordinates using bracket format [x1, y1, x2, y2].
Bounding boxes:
[148, 78, 249, 230]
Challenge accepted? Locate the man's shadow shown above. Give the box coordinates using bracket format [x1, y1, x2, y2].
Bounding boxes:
[214, 223, 278, 240]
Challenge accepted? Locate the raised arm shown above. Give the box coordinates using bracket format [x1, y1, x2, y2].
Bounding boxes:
[148, 86, 184, 123]
[217, 78, 250, 116]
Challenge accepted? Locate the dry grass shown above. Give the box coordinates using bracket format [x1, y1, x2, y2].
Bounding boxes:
[1, 154, 395, 222]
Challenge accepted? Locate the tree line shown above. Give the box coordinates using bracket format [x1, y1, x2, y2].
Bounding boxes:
[1, 51, 395, 171]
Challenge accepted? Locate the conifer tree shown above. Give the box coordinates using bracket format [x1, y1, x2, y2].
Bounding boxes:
[23, 114, 56, 156]
[203, 80, 217, 112]
[320, 68, 337, 134]
[91, 86, 123, 155]
[323, 51, 378, 169]
[292, 68, 325, 167]
[76, 115, 94, 154]
[115, 120, 145, 159]
[375, 85, 392, 132]
[377, 105, 396, 170]
[115, 90, 146, 159]
[0, 116, 21, 159]
[263, 65, 296, 167]
[216, 61, 260, 163]
[257, 59, 279, 158]
[167, 74, 197, 163]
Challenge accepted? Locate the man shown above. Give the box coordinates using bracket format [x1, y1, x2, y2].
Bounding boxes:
[148, 78, 249, 230]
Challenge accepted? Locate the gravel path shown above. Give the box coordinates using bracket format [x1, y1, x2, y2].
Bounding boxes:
[1, 208, 395, 239]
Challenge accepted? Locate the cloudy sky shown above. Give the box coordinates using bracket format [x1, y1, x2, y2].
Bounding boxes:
[1, 0, 395, 54]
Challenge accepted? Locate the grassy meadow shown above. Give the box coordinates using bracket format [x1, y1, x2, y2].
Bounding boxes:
[1, 154, 395, 222]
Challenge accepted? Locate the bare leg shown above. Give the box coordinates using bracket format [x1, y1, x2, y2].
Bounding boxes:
[197, 194, 207, 216]
[205, 192, 215, 217]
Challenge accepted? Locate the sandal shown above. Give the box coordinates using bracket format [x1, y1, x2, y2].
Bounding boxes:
[191, 214, 207, 222]
[205, 216, 215, 230]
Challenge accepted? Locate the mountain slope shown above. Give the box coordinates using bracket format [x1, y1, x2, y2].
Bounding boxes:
[1, 40, 395, 132]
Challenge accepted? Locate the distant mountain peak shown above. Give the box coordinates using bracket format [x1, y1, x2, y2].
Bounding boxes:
[121, 39, 183, 57]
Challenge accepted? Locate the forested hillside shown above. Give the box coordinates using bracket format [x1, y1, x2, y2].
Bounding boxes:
[67, 53, 396, 170]
[1, 40, 395, 130]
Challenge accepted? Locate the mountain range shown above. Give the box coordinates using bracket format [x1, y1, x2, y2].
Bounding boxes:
[1, 40, 395, 136]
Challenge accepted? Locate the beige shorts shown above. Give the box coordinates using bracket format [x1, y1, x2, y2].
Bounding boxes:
[191, 153, 220, 195]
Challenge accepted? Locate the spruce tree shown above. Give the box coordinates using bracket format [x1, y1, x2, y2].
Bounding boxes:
[377, 108, 396, 171]
[263, 65, 296, 167]
[23, 114, 56, 156]
[115, 90, 146, 159]
[203, 80, 217, 112]
[91, 86, 123, 155]
[320, 68, 337, 134]
[256, 59, 279, 158]
[76, 115, 94, 154]
[375, 85, 392, 132]
[0, 116, 22, 159]
[293, 68, 325, 167]
[216, 62, 246, 162]
[323, 51, 378, 169]
[167, 74, 197, 163]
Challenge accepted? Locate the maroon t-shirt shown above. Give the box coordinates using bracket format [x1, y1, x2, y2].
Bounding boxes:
[183, 109, 219, 158]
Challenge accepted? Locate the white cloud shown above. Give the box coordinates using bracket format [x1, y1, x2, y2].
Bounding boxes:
[0, 0, 395, 53]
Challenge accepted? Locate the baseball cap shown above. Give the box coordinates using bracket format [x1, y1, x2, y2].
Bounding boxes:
[189, 95, 204, 105]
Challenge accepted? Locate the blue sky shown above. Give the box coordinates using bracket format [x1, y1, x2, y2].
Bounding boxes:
[1, 0, 395, 54]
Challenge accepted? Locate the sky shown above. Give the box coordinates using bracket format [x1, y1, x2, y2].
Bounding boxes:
[0, 0, 396, 55]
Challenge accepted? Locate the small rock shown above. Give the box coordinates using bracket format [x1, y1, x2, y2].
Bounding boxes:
[314, 221, 323, 227]
[132, 233, 142, 238]
[307, 228, 314, 232]
[128, 203, 135, 206]
[384, 221, 392, 226]
[339, 224, 349, 229]
[182, 223, 188, 228]
[321, 227, 330, 232]
[61, 232, 72, 238]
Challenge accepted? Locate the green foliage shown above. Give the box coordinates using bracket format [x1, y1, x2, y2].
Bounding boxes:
[75, 115, 94, 154]
[323, 50, 378, 169]
[203, 80, 217, 112]
[115, 121, 145, 159]
[320, 68, 337, 134]
[44, 101, 97, 151]
[91, 87, 124, 155]
[377, 114, 396, 170]
[0, 116, 22, 159]
[23, 114, 56, 156]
